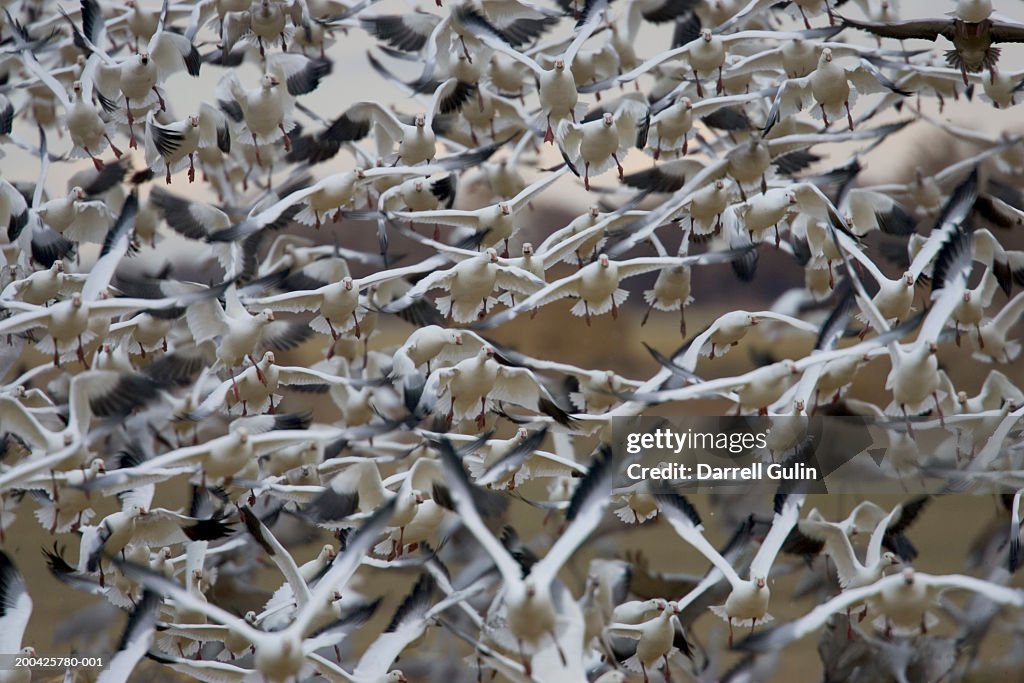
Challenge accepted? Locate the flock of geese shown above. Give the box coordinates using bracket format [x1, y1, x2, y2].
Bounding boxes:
[0, 0, 1024, 680]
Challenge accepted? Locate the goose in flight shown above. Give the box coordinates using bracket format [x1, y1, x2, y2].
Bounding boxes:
[736, 568, 1024, 651]
[657, 492, 805, 645]
[454, 0, 611, 143]
[841, 0, 1024, 85]
[434, 439, 613, 676]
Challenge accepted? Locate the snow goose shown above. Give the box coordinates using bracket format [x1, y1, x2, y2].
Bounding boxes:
[144, 103, 231, 184]
[762, 48, 909, 132]
[476, 250, 754, 328]
[387, 165, 568, 255]
[698, 310, 763, 361]
[589, 27, 840, 97]
[435, 438, 612, 676]
[0, 550, 34, 680]
[840, 246, 916, 335]
[469, 427, 588, 489]
[656, 493, 804, 645]
[0, 261, 80, 307]
[25, 457, 106, 534]
[117, 501, 397, 683]
[311, 78, 466, 166]
[78, 495, 232, 587]
[433, 344, 572, 428]
[607, 601, 683, 683]
[947, 268, 999, 347]
[305, 458, 429, 558]
[725, 37, 909, 80]
[389, 326, 475, 379]
[20, 53, 121, 171]
[737, 568, 1024, 651]
[454, 0, 609, 143]
[33, 186, 114, 248]
[185, 284, 311, 388]
[217, 71, 294, 165]
[840, 0, 1024, 84]
[71, 0, 201, 148]
[96, 590, 160, 683]
[801, 506, 904, 636]
[733, 188, 798, 247]
[480, 346, 644, 413]
[381, 248, 545, 323]
[248, 277, 366, 340]
[557, 98, 649, 190]
[970, 289, 1024, 362]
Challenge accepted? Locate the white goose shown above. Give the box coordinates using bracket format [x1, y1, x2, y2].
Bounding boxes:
[385, 248, 545, 323]
[736, 569, 1024, 651]
[435, 439, 612, 676]
[78, 2, 201, 148]
[389, 326, 475, 379]
[454, 1, 608, 143]
[316, 78, 465, 166]
[0, 550, 35, 682]
[118, 501, 398, 683]
[434, 345, 569, 428]
[607, 600, 681, 683]
[388, 166, 568, 254]
[970, 289, 1024, 362]
[21, 53, 121, 170]
[216, 69, 295, 165]
[657, 492, 804, 645]
[801, 505, 904, 636]
[144, 103, 230, 184]
[478, 251, 752, 328]
[557, 98, 649, 190]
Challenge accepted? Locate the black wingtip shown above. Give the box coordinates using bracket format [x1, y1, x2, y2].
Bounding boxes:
[654, 491, 702, 528]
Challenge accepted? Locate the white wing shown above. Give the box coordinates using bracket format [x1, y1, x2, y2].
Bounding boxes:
[748, 494, 804, 579]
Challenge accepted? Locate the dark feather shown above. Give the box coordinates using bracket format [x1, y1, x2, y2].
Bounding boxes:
[930, 227, 972, 294]
[362, 14, 436, 52]
[285, 58, 332, 96]
[181, 517, 235, 542]
[438, 81, 477, 115]
[150, 122, 186, 158]
[564, 444, 612, 523]
[81, 160, 129, 197]
[142, 352, 207, 387]
[149, 188, 210, 240]
[621, 166, 686, 193]
[386, 574, 435, 632]
[0, 98, 13, 136]
[88, 373, 162, 418]
[701, 107, 751, 132]
[643, 0, 699, 23]
[306, 489, 360, 523]
[99, 193, 139, 257]
[731, 244, 759, 282]
[771, 149, 820, 176]
[671, 13, 702, 49]
[654, 491, 703, 527]
[875, 202, 917, 235]
[31, 229, 76, 267]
